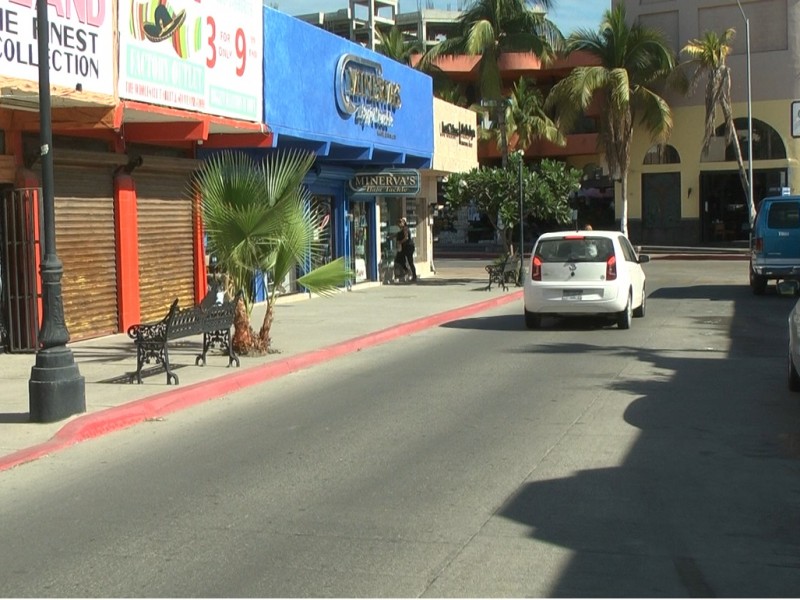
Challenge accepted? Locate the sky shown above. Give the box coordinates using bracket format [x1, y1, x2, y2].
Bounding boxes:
[274, 0, 612, 36]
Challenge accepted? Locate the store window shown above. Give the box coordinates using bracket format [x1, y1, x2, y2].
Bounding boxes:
[643, 144, 680, 165]
[701, 118, 786, 162]
[311, 195, 334, 268]
[350, 202, 370, 282]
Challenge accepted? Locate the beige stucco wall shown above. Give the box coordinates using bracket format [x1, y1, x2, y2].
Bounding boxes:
[627, 98, 800, 222]
[409, 98, 480, 275]
[621, 0, 800, 105]
[430, 98, 479, 174]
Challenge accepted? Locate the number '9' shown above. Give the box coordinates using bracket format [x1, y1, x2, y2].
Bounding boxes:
[235, 28, 246, 76]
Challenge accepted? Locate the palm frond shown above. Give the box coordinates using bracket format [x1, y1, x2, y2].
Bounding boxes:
[466, 19, 496, 55]
[297, 257, 352, 297]
[262, 150, 315, 208]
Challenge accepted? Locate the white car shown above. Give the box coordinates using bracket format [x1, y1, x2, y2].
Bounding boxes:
[523, 230, 649, 329]
[788, 299, 800, 391]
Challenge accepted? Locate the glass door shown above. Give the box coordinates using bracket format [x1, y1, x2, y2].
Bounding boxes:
[311, 195, 335, 268]
[350, 202, 370, 282]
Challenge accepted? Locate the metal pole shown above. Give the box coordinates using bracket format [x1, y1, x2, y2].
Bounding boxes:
[498, 104, 508, 170]
[518, 153, 524, 285]
[29, 0, 85, 422]
[736, 0, 755, 228]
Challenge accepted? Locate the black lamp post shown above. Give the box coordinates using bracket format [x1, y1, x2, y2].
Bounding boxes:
[483, 97, 522, 272]
[28, 0, 85, 422]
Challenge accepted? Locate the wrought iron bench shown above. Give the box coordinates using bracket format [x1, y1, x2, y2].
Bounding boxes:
[485, 254, 521, 291]
[127, 290, 243, 385]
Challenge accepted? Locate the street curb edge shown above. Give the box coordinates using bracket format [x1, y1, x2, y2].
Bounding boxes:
[0, 290, 523, 472]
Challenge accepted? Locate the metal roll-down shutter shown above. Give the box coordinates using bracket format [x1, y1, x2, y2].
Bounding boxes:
[135, 172, 196, 323]
[53, 164, 118, 341]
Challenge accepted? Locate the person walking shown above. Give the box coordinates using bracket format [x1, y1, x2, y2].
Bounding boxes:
[397, 217, 417, 282]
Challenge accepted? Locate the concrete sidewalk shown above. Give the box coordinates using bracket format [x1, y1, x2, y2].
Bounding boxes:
[0, 261, 521, 471]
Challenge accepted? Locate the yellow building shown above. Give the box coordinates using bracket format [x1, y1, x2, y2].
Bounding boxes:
[622, 0, 798, 245]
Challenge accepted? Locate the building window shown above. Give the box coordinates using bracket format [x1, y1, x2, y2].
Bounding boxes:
[701, 118, 786, 162]
[643, 144, 680, 165]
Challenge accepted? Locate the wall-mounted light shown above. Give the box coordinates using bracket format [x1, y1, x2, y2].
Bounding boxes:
[113, 155, 143, 176]
[124, 155, 143, 173]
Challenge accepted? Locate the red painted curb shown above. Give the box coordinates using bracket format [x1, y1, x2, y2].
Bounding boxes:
[0, 291, 522, 472]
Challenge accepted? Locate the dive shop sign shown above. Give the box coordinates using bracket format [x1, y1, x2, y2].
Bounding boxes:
[349, 170, 420, 196]
[0, 0, 114, 95]
[441, 121, 476, 146]
[335, 53, 401, 139]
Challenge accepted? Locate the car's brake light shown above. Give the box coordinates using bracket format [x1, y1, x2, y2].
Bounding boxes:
[531, 255, 542, 281]
[606, 255, 617, 281]
[563, 235, 585, 240]
[753, 237, 763, 252]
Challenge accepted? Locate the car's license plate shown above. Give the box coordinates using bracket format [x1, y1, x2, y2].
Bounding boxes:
[563, 289, 582, 301]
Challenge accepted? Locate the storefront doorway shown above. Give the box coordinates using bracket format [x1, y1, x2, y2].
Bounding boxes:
[379, 198, 418, 269]
[699, 168, 787, 242]
[1, 187, 40, 352]
[0, 184, 10, 353]
[349, 201, 374, 283]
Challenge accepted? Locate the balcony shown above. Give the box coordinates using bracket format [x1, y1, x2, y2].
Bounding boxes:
[479, 132, 599, 160]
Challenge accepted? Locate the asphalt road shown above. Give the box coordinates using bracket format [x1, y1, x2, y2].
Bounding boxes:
[1, 260, 799, 597]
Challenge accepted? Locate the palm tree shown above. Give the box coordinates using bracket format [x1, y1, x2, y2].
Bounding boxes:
[376, 25, 423, 66]
[193, 150, 350, 355]
[506, 77, 564, 151]
[419, 0, 564, 103]
[477, 77, 564, 167]
[434, 79, 469, 106]
[546, 4, 675, 236]
[681, 28, 755, 228]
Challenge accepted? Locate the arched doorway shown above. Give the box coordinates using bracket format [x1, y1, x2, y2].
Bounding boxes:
[699, 118, 787, 242]
[641, 144, 682, 245]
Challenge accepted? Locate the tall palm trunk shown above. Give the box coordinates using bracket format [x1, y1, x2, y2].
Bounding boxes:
[721, 102, 756, 227]
[619, 170, 629, 237]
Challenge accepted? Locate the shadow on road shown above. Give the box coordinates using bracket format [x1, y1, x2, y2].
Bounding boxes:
[485, 281, 800, 596]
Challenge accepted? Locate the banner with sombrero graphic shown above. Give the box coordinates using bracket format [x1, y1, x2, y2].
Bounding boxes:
[0, 0, 114, 95]
[118, 0, 262, 121]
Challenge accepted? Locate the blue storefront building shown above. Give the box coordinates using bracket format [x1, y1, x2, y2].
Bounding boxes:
[262, 7, 434, 291]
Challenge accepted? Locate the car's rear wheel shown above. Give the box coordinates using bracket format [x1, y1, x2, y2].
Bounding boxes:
[617, 292, 632, 329]
[789, 352, 800, 392]
[524, 310, 541, 329]
[633, 285, 646, 318]
[750, 267, 767, 295]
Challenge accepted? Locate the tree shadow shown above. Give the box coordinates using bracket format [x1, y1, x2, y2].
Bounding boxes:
[493, 281, 800, 596]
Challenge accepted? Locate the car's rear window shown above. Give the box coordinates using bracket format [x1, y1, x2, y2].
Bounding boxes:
[536, 237, 614, 263]
[767, 202, 800, 229]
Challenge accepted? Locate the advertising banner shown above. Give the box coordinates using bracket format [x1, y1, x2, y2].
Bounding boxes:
[118, 0, 263, 121]
[0, 0, 114, 95]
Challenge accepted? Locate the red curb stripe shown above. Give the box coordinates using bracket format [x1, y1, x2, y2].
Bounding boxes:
[0, 290, 522, 472]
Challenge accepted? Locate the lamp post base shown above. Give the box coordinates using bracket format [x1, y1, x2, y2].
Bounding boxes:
[29, 346, 85, 423]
